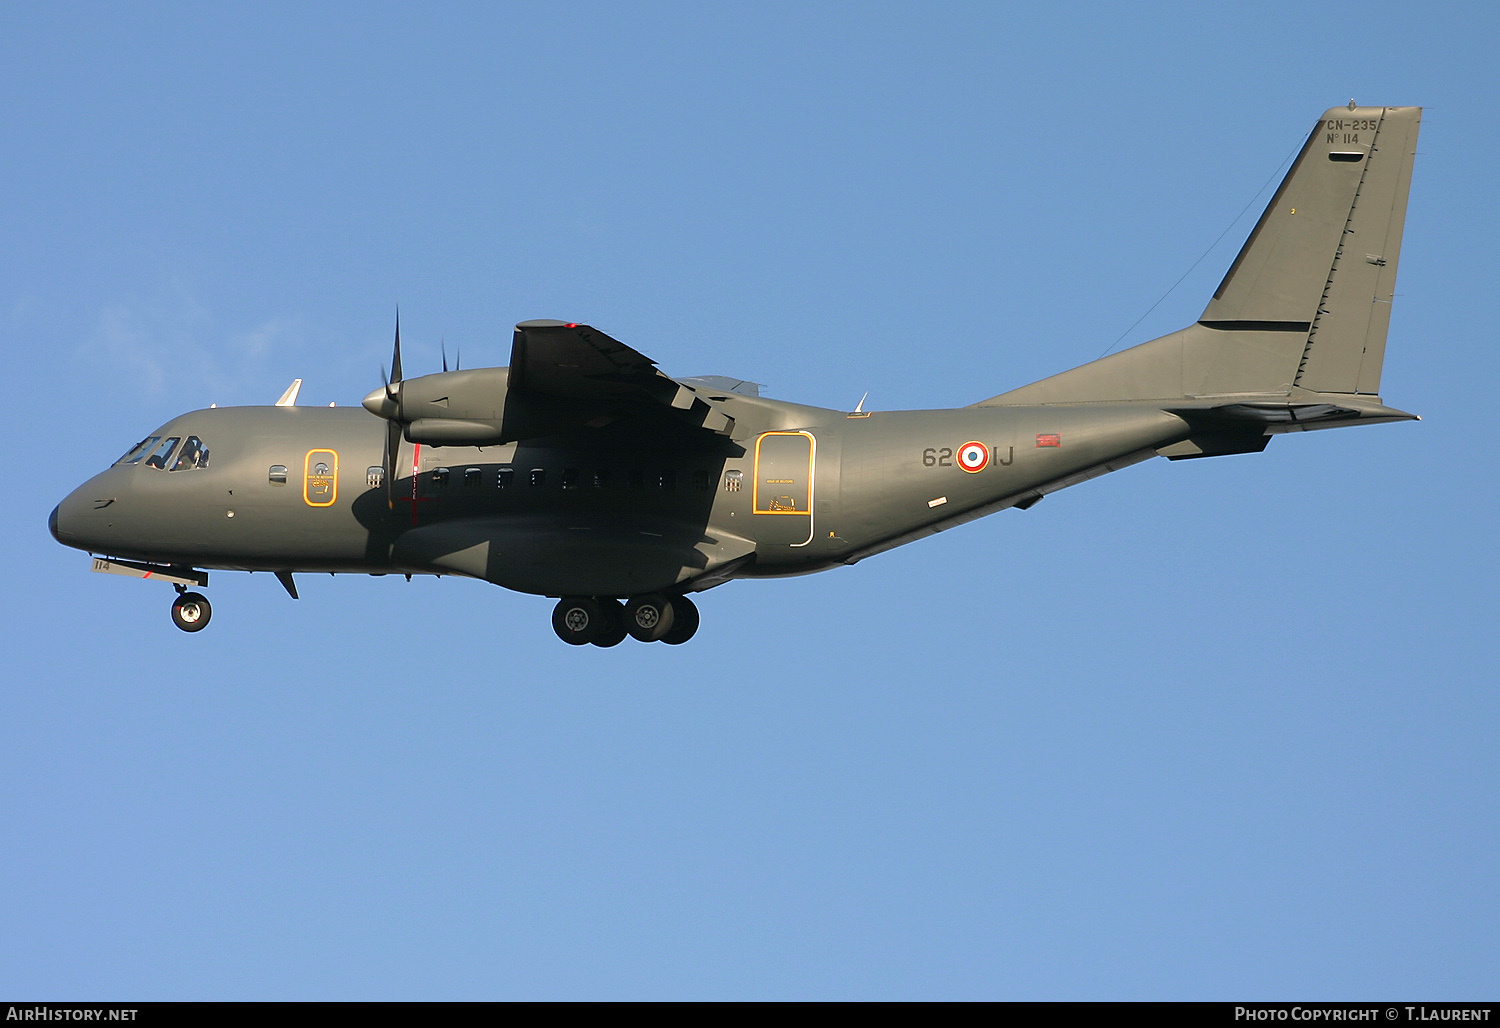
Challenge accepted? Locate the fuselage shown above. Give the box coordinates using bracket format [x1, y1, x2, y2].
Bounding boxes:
[51, 390, 1191, 597]
[48, 105, 1423, 642]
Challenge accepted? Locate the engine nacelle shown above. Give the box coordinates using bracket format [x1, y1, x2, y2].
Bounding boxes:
[363, 367, 511, 445]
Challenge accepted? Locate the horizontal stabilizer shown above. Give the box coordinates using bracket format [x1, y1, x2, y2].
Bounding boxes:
[1156, 395, 1417, 459]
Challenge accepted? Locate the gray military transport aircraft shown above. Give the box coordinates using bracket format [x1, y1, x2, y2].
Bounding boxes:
[51, 104, 1422, 646]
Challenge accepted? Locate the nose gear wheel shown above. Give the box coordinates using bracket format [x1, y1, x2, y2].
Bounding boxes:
[170, 592, 212, 632]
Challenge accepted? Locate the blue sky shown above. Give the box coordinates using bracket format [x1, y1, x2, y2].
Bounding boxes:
[4, 1, 1497, 999]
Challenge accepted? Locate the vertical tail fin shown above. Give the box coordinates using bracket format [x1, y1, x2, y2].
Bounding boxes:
[1201, 104, 1421, 395]
[982, 105, 1421, 407]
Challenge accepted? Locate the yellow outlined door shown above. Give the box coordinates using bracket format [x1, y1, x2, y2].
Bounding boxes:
[753, 431, 814, 547]
[304, 449, 339, 507]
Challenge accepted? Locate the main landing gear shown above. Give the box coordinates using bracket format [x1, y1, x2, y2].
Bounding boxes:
[170, 587, 212, 633]
[551, 594, 700, 647]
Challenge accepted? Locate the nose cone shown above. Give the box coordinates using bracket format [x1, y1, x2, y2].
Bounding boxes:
[363, 385, 398, 420]
[51, 488, 88, 550]
[51, 468, 131, 553]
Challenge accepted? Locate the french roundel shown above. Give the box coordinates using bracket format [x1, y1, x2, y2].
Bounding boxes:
[957, 441, 989, 473]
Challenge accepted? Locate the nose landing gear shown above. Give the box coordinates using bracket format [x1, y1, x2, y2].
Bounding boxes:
[550, 594, 700, 647]
[170, 588, 212, 632]
[86, 558, 213, 633]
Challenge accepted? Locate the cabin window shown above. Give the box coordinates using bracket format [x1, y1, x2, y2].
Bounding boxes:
[169, 436, 210, 471]
[115, 436, 159, 466]
[692, 469, 712, 492]
[269, 465, 288, 485]
[464, 467, 482, 488]
[594, 469, 610, 490]
[562, 468, 580, 490]
[366, 466, 384, 489]
[530, 468, 546, 487]
[432, 468, 450, 491]
[497, 466, 514, 489]
[143, 437, 181, 470]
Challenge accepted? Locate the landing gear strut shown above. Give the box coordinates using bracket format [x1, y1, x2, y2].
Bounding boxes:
[552, 594, 699, 646]
[171, 589, 212, 632]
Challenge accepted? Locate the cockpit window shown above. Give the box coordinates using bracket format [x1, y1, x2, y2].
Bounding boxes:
[116, 436, 160, 465]
[169, 436, 210, 471]
[142, 437, 181, 470]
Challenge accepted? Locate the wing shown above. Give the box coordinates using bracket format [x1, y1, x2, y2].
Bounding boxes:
[507, 320, 734, 436]
[509, 320, 664, 399]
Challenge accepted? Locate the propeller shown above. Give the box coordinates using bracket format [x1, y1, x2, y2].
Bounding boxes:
[364, 310, 460, 515]
[382, 311, 404, 508]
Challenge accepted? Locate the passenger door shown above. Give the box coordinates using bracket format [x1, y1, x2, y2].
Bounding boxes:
[753, 431, 814, 547]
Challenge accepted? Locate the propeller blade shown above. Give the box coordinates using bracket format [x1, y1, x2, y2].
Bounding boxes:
[389, 309, 403, 389]
[381, 309, 405, 508]
[441, 338, 448, 374]
[386, 419, 403, 509]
